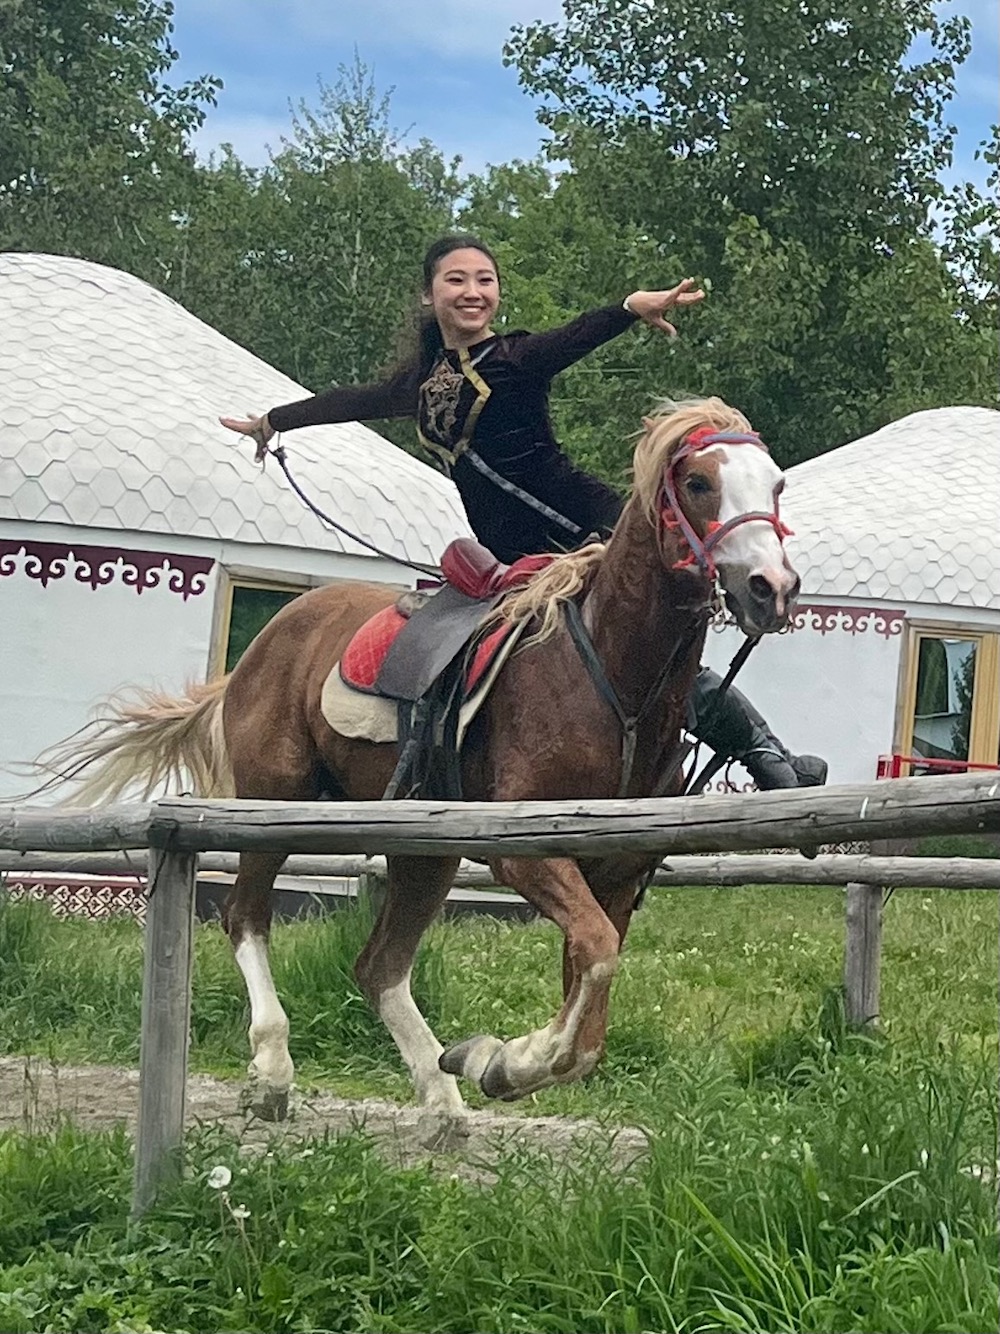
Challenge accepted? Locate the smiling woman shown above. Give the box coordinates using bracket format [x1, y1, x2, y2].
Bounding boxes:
[218, 233, 826, 794]
[221, 233, 705, 563]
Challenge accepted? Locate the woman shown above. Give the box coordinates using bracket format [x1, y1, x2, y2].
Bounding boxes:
[221, 234, 703, 563]
[222, 235, 825, 791]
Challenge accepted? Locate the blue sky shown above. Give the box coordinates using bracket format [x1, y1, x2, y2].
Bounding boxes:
[171, 0, 997, 188]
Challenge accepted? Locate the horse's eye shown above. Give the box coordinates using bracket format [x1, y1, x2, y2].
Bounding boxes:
[686, 475, 712, 495]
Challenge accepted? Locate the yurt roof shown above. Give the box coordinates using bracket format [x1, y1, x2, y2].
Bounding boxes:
[0, 252, 471, 565]
[783, 406, 1000, 610]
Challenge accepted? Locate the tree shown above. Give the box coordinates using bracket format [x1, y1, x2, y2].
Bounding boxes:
[501, 0, 996, 468]
[0, 0, 220, 281]
[171, 58, 464, 426]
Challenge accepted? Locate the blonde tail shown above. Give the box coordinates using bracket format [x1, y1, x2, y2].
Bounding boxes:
[23, 678, 234, 805]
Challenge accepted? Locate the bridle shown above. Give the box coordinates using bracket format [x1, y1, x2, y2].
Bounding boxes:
[659, 427, 793, 581]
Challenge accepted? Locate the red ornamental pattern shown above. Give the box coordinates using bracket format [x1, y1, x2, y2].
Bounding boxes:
[787, 603, 906, 639]
[0, 539, 214, 600]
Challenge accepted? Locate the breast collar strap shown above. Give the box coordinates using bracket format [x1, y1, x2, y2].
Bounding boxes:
[563, 598, 709, 798]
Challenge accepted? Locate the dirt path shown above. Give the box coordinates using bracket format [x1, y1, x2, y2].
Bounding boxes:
[0, 1056, 649, 1175]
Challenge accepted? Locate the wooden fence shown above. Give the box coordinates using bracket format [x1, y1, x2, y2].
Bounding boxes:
[1, 769, 997, 1216]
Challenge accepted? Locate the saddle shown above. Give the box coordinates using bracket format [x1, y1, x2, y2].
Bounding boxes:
[340, 538, 554, 704]
[337, 539, 554, 800]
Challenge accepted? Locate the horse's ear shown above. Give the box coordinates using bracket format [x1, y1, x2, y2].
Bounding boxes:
[642, 416, 658, 432]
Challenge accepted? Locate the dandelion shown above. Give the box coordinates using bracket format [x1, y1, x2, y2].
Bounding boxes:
[920, 1148, 929, 1168]
[861, 1143, 870, 1156]
[230, 1203, 251, 1220]
[207, 1165, 232, 1190]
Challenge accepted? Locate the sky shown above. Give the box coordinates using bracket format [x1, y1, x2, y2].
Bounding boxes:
[170, 0, 998, 188]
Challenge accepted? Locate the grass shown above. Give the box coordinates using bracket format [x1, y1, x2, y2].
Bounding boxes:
[0, 885, 996, 1332]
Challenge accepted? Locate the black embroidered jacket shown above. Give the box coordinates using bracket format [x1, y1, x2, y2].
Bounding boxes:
[267, 305, 637, 563]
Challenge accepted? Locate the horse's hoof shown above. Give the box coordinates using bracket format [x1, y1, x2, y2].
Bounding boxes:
[417, 1110, 472, 1152]
[241, 1083, 289, 1123]
[480, 1048, 518, 1101]
[439, 1035, 503, 1082]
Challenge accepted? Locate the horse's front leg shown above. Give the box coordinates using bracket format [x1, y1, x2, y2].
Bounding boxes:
[222, 851, 293, 1121]
[440, 856, 620, 1100]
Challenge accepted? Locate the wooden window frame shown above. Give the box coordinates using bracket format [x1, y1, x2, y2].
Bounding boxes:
[207, 565, 331, 679]
[895, 619, 1000, 768]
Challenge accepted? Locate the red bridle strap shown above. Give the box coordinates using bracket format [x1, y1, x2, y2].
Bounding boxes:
[660, 428, 793, 580]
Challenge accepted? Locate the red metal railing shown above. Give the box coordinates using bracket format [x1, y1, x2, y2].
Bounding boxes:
[876, 753, 1000, 779]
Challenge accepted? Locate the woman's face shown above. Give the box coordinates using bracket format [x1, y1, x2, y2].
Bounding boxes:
[426, 247, 500, 347]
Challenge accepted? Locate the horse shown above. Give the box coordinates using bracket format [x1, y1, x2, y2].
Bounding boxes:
[34, 397, 799, 1133]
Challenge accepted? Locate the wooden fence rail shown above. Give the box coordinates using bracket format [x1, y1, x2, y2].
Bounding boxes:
[3, 850, 999, 889]
[1, 770, 998, 857]
[0, 769, 996, 1216]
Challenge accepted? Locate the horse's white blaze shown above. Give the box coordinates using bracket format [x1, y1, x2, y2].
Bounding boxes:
[234, 934, 294, 1091]
[712, 444, 791, 583]
[489, 958, 616, 1094]
[378, 971, 467, 1114]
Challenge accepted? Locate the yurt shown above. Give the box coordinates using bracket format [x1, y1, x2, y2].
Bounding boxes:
[702, 406, 1000, 785]
[0, 253, 471, 800]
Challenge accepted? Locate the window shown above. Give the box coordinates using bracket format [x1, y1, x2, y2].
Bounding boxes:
[898, 625, 1000, 773]
[212, 573, 311, 675]
[224, 583, 302, 672]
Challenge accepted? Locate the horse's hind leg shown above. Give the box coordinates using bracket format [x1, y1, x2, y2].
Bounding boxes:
[222, 851, 293, 1121]
[354, 855, 467, 1138]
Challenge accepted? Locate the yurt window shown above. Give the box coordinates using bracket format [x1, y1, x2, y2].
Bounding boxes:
[215, 576, 308, 674]
[899, 626, 1000, 773]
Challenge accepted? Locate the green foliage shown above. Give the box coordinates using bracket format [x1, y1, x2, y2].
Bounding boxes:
[0, 0, 219, 278]
[0, 1046, 995, 1332]
[498, 0, 998, 472]
[2, 0, 997, 484]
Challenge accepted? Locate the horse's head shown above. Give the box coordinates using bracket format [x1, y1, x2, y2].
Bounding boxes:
[635, 399, 800, 635]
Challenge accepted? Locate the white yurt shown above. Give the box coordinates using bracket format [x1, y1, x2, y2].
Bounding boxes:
[702, 406, 1000, 784]
[0, 253, 471, 800]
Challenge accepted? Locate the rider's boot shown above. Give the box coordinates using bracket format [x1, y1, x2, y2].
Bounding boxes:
[688, 668, 828, 791]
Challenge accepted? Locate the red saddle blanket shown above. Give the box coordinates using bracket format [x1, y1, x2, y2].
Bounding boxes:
[341, 605, 515, 699]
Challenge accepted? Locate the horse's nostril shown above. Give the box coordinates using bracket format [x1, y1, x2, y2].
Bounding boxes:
[748, 574, 773, 603]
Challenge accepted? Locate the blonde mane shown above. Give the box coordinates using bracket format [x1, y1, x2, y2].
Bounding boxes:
[499, 396, 754, 641]
[632, 396, 754, 523]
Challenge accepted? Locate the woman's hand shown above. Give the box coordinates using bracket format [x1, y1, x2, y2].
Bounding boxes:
[219, 412, 275, 464]
[624, 279, 706, 336]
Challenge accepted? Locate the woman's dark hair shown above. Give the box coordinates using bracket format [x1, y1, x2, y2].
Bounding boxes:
[415, 235, 500, 374]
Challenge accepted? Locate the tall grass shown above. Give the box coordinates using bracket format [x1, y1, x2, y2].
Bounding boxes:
[0, 886, 996, 1331]
[0, 1055, 995, 1334]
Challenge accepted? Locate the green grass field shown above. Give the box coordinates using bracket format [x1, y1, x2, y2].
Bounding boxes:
[0, 885, 996, 1333]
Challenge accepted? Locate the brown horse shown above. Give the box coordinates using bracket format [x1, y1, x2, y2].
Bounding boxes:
[37, 398, 799, 1130]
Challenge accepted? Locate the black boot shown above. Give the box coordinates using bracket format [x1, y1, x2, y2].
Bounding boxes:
[688, 668, 828, 791]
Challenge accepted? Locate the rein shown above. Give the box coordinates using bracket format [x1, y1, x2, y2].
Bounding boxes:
[266, 441, 442, 579]
[563, 599, 710, 799]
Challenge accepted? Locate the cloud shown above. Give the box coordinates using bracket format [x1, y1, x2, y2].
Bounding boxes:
[189, 112, 292, 168]
[173, 0, 995, 186]
[175, 0, 565, 63]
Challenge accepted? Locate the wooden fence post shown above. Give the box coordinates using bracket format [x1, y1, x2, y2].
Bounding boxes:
[844, 882, 884, 1028]
[132, 847, 197, 1218]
